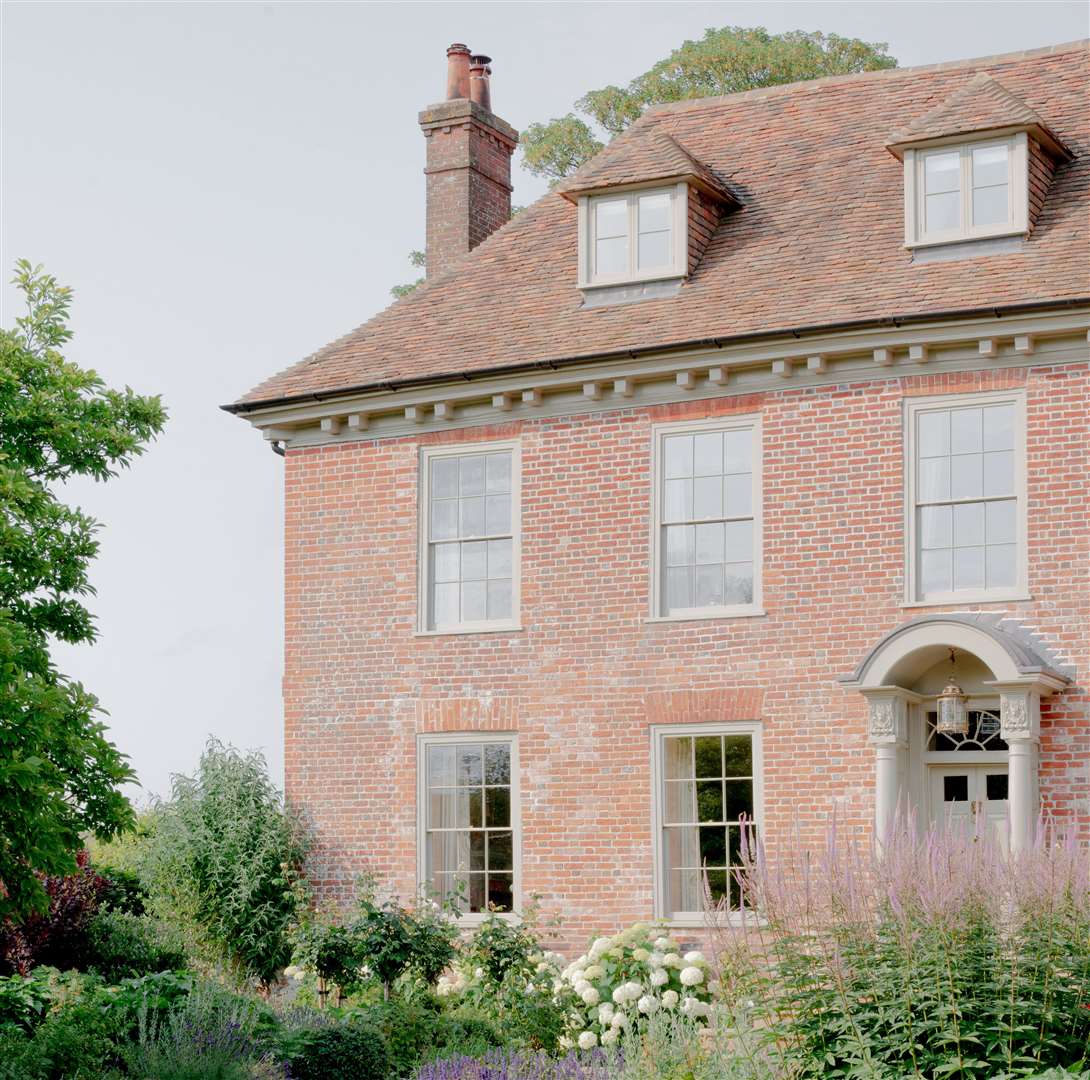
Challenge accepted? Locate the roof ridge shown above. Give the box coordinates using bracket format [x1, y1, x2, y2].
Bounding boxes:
[641, 38, 1090, 120]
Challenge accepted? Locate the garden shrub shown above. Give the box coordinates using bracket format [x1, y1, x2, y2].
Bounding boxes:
[278, 1020, 391, 1080]
[712, 819, 1090, 1079]
[0, 968, 55, 1031]
[16, 991, 129, 1079]
[85, 909, 187, 981]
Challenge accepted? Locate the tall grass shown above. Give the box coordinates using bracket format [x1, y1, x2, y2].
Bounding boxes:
[709, 817, 1090, 1079]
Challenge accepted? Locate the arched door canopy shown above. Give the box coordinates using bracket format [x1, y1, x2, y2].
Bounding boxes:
[840, 613, 1071, 693]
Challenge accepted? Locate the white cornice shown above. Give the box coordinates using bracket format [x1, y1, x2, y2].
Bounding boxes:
[242, 306, 1090, 449]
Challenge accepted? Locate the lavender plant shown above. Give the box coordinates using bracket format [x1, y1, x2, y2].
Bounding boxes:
[710, 817, 1090, 1079]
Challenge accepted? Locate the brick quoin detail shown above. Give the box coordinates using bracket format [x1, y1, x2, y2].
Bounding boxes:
[282, 363, 1090, 949]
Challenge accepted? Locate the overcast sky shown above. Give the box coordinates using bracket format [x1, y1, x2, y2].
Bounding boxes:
[1, 1, 1086, 801]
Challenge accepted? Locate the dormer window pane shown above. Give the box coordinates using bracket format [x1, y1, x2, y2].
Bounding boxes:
[924, 151, 960, 233]
[637, 193, 672, 270]
[972, 144, 1009, 226]
[582, 186, 684, 286]
[594, 198, 629, 276]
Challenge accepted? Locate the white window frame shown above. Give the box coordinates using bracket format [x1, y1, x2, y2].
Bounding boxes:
[903, 389, 1029, 606]
[416, 731, 521, 925]
[903, 132, 1028, 248]
[417, 439, 521, 635]
[648, 415, 763, 621]
[650, 721, 763, 926]
[577, 182, 688, 288]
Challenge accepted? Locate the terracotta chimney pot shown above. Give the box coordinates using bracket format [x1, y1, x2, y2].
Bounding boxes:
[446, 43, 471, 100]
[469, 54, 492, 111]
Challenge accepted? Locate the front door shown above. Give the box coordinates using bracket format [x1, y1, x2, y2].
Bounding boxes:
[929, 766, 1009, 848]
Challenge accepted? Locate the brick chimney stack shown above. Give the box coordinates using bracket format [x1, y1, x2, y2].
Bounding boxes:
[419, 43, 518, 280]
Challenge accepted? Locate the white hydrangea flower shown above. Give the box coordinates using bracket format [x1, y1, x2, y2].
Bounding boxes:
[597, 1003, 614, 1024]
[611, 985, 628, 1004]
[601, 1028, 618, 1045]
[624, 980, 643, 999]
[637, 995, 660, 1014]
[552, 979, 564, 994]
[559, 1035, 573, 1050]
[650, 967, 669, 987]
[581, 986, 600, 1006]
[653, 936, 671, 950]
[589, 937, 611, 960]
[683, 950, 706, 965]
[680, 966, 704, 986]
[577, 1031, 598, 1051]
[474, 967, 485, 979]
[535, 961, 550, 974]
[648, 951, 665, 967]
[611, 1011, 629, 1029]
[608, 947, 624, 959]
[631, 947, 650, 962]
[574, 979, 592, 996]
[584, 964, 604, 980]
[663, 952, 683, 968]
[662, 989, 679, 1009]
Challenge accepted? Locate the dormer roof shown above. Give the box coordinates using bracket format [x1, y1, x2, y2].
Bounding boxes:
[886, 71, 1072, 159]
[557, 130, 738, 206]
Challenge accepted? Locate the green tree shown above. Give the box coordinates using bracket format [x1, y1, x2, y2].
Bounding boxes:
[0, 260, 166, 920]
[390, 249, 426, 299]
[138, 740, 309, 988]
[522, 26, 897, 183]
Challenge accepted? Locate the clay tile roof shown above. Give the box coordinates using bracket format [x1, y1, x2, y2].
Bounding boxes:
[886, 71, 1071, 158]
[231, 41, 1089, 410]
[557, 129, 736, 204]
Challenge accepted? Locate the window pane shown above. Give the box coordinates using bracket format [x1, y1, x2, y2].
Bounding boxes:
[486, 453, 511, 493]
[723, 474, 752, 517]
[431, 499, 459, 540]
[668, 868, 702, 912]
[920, 505, 952, 549]
[470, 831, 486, 871]
[595, 235, 628, 276]
[694, 564, 725, 607]
[950, 408, 983, 453]
[985, 500, 1016, 545]
[488, 832, 513, 871]
[485, 494, 511, 535]
[724, 520, 753, 561]
[921, 548, 952, 594]
[433, 543, 460, 582]
[694, 736, 721, 777]
[725, 778, 754, 819]
[485, 786, 510, 828]
[700, 826, 726, 865]
[433, 582, 459, 626]
[722, 430, 752, 474]
[461, 540, 487, 580]
[944, 775, 969, 802]
[973, 183, 1008, 227]
[693, 476, 723, 519]
[983, 451, 1014, 497]
[638, 230, 671, 270]
[925, 191, 959, 233]
[692, 433, 722, 476]
[954, 546, 985, 591]
[461, 580, 487, 621]
[918, 411, 950, 457]
[723, 736, 752, 777]
[665, 524, 694, 567]
[951, 454, 982, 499]
[982, 404, 1015, 451]
[918, 457, 950, 502]
[468, 873, 486, 911]
[724, 563, 753, 605]
[595, 197, 627, 238]
[664, 435, 693, 479]
[460, 455, 486, 496]
[488, 873, 513, 912]
[431, 457, 459, 498]
[986, 543, 1017, 588]
[484, 744, 510, 785]
[664, 737, 694, 779]
[972, 144, 1008, 187]
[457, 746, 482, 785]
[694, 522, 725, 564]
[428, 745, 456, 787]
[486, 579, 511, 619]
[986, 773, 1009, 801]
[696, 781, 724, 823]
[665, 566, 691, 610]
[953, 502, 985, 547]
[460, 496, 486, 537]
[664, 478, 693, 522]
[924, 151, 960, 194]
[638, 192, 671, 232]
[665, 781, 696, 824]
[488, 538, 512, 577]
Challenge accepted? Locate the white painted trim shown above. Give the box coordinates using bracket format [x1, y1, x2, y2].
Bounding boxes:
[649, 720, 764, 923]
[417, 439, 522, 634]
[905, 133, 1029, 248]
[578, 183, 688, 289]
[415, 730, 522, 923]
[649, 414, 763, 620]
[903, 388, 1028, 605]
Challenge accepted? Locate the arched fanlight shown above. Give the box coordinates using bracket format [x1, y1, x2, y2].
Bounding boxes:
[936, 647, 969, 736]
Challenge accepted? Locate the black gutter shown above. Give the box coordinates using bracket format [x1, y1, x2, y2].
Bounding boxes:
[222, 297, 1089, 416]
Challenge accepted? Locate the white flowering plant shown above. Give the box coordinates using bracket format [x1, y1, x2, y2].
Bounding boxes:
[554, 922, 715, 1049]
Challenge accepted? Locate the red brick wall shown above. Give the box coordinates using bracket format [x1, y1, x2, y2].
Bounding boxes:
[282, 362, 1089, 945]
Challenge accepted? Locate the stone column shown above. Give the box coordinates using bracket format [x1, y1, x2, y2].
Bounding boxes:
[863, 690, 911, 846]
[999, 688, 1041, 852]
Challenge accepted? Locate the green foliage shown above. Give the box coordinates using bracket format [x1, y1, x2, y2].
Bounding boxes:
[85, 910, 187, 981]
[522, 26, 897, 182]
[0, 967, 54, 1031]
[391, 249, 427, 299]
[8, 990, 129, 1079]
[278, 1019, 391, 1080]
[0, 261, 166, 920]
[137, 739, 309, 987]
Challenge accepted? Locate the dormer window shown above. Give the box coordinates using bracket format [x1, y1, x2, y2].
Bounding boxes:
[905, 135, 1027, 247]
[584, 185, 686, 286]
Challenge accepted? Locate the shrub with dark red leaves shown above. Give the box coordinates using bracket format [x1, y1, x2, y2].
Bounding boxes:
[0, 852, 109, 974]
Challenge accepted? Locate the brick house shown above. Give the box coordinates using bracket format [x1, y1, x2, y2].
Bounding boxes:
[227, 40, 1089, 941]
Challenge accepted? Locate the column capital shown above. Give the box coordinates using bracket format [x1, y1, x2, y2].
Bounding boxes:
[993, 685, 1042, 743]
[861, 687, 918, 746]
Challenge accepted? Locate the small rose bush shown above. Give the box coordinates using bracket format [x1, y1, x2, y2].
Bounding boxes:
[554, 923, 714, 1049]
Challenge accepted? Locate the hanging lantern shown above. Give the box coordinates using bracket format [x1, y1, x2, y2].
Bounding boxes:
[935, 648, 969, 736]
